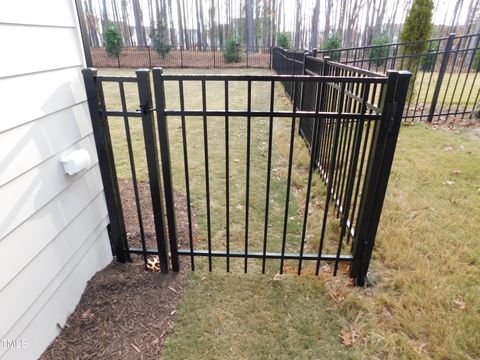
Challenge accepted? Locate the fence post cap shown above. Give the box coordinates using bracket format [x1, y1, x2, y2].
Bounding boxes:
[135, 68, 151, 74]
[152, 67, 164, 74]
[82, 67, 98, 75]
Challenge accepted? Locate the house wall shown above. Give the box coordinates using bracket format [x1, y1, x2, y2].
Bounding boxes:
[0, 1, 112, 358]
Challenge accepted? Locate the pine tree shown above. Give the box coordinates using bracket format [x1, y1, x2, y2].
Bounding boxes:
[277, 32, 291, 49]
[399, 0, 434, 96]
[150, 21, 171, 58]
[323, 34, 342, 61]
[103, 23, 123, 58]
[369, 32, 391, 67]
[223, 37, 242, 63]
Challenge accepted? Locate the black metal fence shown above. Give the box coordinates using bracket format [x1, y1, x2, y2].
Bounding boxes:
[82, 63, 409, 286]
[91, 46, 272, 69]
[315, 33, 480, 121]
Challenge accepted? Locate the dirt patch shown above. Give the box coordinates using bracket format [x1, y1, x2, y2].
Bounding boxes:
[430, 116, 480, 139]
[40, 181, 195, 359]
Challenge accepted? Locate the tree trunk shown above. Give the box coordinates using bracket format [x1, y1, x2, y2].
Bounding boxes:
[176, 0, 184, 46]
[85, 0, 100, 47]
[246, 0, 255, 48]
[294, 0, 301, 48]
[111, 0, 120, 25]
[345, 0, 360, 47]
[465, 0, 480, 34]
[209, 0, 215, 47]
[310, 0, 320, 49]
[147, 0, 154, 31]
[386, 0, 400, 37]
[271, 0, 277, 47]
[167, 0, 177, 46]
[255, 0, 260, 49]
[198, 0, 207, 48]
[101, 0, 109, 31]
[195, 0, 202, 47]
[120, 0, 133, 46]
[324, 0, 333, 45]
[181, 0, 190, 48]
[132, 0, 147, 46]
[373, 0, 387, 37]
[451, 0, 465, 33]
[338, 0, 346, 43]
[155, 0, 161, 24]
[217, 0, 223, 46]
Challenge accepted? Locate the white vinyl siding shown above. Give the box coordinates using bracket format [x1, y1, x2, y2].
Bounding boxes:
[0, 1, 112, 359]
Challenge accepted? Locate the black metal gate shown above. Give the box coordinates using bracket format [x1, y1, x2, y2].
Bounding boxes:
[83, 66, 410, 286]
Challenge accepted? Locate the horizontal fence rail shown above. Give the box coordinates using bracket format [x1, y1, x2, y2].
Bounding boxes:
[91, 46, 272, 69]
[314, 33, 480, 122]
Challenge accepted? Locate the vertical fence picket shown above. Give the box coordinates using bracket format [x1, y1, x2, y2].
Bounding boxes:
[152, 68, 180, 272]
[427, 33, 455, 122]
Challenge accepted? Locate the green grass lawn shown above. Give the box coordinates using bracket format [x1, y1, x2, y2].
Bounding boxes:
[408, 71, 480, 113]
[99, 68, 480, 359]
[162, 124, 480, 360]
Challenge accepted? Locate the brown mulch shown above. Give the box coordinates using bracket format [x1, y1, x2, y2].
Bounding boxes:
[40, 180, 195, 359]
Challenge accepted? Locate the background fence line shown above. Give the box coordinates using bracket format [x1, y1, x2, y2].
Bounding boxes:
[91, 33, 480, 122]
[314, 33, 480, 122]
[91, 45, 272, 69]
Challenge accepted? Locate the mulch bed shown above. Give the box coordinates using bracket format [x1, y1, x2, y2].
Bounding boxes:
[40, 180, 195, 359]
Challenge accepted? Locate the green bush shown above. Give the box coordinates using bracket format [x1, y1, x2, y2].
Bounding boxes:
[473, 49, 480, 72]
[369, 33, 391, 67]
[150, 21, 171, 58]
[323, 34, 342, 61]
[399, 0, 434, 97]
[103, 24, 123, 58]
[420, 46, 438, 71]
[276, 32, 291, 49]
[223, 37, 242, 63]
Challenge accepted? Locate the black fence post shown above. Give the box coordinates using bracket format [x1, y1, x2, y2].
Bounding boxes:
[136, 68, 170, 273]
[322, 55, 331, 75]
[269, 47, 273, 69]
[213, 46, 216, 68]
[152, 67, 180, 272]
[148, 46, 152, 68]
[350, 70, 411, 286]
[82, 68, 129, 263]
[180, 46, 184, 68]
[427, 33, 455, 122]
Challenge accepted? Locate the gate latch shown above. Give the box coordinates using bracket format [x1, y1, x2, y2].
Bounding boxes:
[137, 104, 157, 115]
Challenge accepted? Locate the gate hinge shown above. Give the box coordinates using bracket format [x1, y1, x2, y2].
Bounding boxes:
[388, 101, 397, 132]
